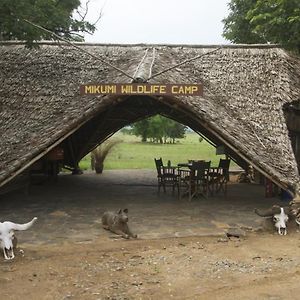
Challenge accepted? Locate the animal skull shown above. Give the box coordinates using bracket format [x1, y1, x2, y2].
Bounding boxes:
[254, 205, 289, 235]
[273, 208, 288, 235]
[0, 217, 37, 260]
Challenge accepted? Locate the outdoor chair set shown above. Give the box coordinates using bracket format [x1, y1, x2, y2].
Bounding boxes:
[154, 158, 231, 201]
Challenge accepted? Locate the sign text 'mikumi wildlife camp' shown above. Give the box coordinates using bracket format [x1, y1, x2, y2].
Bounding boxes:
[80, 83, 203, 96]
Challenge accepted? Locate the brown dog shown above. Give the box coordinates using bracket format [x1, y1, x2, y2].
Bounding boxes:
[102, 209, 137, 239]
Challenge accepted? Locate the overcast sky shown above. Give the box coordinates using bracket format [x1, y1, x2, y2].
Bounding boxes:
[82, 0, 231, 44]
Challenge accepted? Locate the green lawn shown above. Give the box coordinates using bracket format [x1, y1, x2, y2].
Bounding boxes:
[79, 131, 229, 171]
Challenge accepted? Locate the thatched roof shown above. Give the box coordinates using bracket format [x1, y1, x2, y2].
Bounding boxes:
[0, 42, 300, 192]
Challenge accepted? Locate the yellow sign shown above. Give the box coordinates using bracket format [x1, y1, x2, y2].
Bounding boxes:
[80, 83, 203, 96]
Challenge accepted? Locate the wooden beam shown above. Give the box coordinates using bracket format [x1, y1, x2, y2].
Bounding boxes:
[67, 137, 77, 166]
[77, 108, 114, 159]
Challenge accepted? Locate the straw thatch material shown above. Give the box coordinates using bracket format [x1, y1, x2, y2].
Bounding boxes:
[0, 42, 300, 192]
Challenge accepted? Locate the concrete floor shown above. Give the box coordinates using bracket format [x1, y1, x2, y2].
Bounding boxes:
[0, 170, 288, 245]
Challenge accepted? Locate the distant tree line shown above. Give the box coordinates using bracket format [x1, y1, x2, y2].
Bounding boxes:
[223, 0, 300, 54]
[123, 115, 187, 144]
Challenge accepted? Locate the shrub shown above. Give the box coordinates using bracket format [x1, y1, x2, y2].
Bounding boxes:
[91, 139, 122, 174]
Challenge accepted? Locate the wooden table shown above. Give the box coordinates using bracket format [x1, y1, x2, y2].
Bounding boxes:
[177, 163, 192, 168]
[177, 163, 223, 199]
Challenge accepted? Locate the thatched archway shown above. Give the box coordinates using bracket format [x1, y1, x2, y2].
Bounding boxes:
[0, 42, 300, 193]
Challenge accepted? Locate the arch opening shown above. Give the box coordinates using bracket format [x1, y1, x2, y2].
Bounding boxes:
[58, 95, 249, 174]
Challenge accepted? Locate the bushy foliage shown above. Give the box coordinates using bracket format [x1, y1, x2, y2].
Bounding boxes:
[223, 0, 300, 54]
[91, 139, 122, 174]
[0, 0, 97, 46]
[130, 115, 186, 144]
[223, 0, 262, 44]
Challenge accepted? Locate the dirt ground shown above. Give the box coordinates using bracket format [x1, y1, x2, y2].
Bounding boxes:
[1, 170, 300, 300]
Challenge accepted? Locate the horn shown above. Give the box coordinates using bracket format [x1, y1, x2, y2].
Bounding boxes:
[283, 207, 291, 215]
[7, 217, 37, 231]
[290, 190, 300, 205]
[254, 205, 281, 217]
[287, 188, 300, 215]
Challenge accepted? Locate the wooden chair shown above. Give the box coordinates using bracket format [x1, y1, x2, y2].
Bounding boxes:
[178, 168, 191, 200]
[213, 159, 231, 195]
[179, 160, 211, 201]
[154, 158, 179, 194]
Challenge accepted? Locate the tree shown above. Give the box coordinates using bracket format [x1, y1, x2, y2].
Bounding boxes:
[130, 115, 186, 143]
[132, 119, 150, 142]
[148, 115, 165, 143]
[0, 0, 98, 46]
[223, 0, 263, 44]
[223, 0, 300, 54]
[247, 0, 300, 53]
[166, 121, 186, 144]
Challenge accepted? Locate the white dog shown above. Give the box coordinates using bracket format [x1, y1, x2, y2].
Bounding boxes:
[0, 217, 37, 260]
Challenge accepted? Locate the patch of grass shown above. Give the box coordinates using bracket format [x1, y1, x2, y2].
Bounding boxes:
[79, 131, 229, 171]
